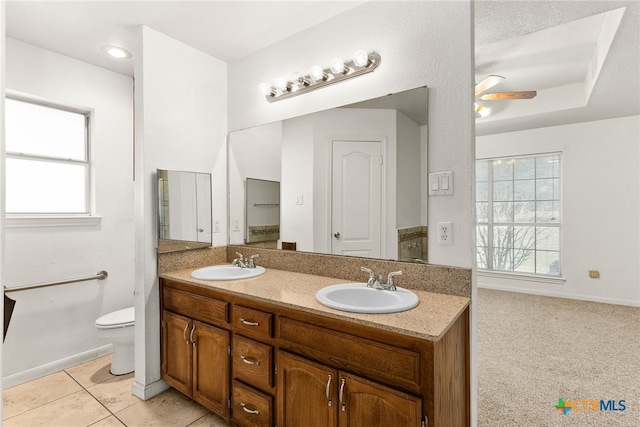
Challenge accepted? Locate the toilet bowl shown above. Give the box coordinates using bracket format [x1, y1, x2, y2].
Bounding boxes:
[95, 307, 135, 375]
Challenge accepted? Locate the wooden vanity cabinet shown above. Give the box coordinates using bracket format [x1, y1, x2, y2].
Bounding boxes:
[160, 284, 231, 419]
[160, 277, 469, 427]
[277, 351, 422, 427]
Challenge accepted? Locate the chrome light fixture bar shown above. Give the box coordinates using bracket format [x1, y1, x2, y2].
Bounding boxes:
[259, 51, 381, 103]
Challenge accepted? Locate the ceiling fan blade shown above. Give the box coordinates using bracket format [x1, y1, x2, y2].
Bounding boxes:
[475, 74, 505, 96]
[479, 91, 537, 101]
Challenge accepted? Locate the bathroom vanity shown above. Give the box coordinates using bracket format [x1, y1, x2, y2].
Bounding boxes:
[159, 268, 470, 427]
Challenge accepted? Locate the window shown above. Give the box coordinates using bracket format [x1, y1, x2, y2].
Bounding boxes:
[476, 153, 561, 276]
[5, 97, 90, 215]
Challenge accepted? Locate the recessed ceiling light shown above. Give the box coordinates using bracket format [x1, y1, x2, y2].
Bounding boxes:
[101, 45, 132, 59]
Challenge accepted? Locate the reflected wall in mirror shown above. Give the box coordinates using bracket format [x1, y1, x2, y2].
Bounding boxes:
[229, 87, 429, 262]
[245, 178, 281, 248]
[157, 169, 212, 253]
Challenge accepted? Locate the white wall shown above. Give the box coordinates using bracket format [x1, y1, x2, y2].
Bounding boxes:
[477, 116, 640, 306]
[3, 38, 135, 385]
[282, 115, 314, 251]
[396, 111, 422, 229]
[133, 26, 227, 398]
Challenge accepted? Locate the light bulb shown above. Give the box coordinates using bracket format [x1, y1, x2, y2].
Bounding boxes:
[275, 77, 288, 91]
[353, 49, 369, 67]
[475, 103, 491, 118]
[330, 57, 347, 74]
[310, 65, 327, 81]
[292, 72, 310, 86]
[259, 83, 275, 96]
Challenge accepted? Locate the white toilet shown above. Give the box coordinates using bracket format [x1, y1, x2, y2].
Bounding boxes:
[95, 307, 135, 375]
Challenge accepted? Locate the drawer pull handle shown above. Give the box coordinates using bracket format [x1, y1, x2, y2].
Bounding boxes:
[326, 374, 333, 406]
[339, 378, 346, 411]
[240, 355, 261, 366]
[240, 402, 260, 415]
[182, 323, 190, 344]
[189, 324, 196, 346]
[240, 318, 260, 326]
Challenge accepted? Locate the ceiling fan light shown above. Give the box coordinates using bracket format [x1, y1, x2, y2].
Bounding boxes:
[475, 103, 491, 118]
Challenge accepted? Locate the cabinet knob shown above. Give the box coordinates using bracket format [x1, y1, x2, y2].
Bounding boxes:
[334, 232, 341, 239]
[326, 374, 333, 407]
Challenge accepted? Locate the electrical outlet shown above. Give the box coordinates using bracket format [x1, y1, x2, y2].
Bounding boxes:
[437, 221, 452, 245]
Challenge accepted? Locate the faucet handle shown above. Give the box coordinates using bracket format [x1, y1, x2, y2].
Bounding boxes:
[386, 271, 403, 290]
[361, 267, 378, 287]
[235, 252, 245, 261]
[360, 266, 374, 276]
[248, 254, 259, 268]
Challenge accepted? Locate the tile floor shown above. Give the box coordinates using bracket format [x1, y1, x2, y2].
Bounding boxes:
[2, 355, 235, 427]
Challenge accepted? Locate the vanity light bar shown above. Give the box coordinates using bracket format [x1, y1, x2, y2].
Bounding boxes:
[259, 51, 381, 103]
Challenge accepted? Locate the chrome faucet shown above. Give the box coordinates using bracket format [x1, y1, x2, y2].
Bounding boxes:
[232, 252, 260, 269]
[361, 267, 402, 291]
[361, 267, 380, 288]
[385, 271, 402, 291]
[232, 252, 247, 268]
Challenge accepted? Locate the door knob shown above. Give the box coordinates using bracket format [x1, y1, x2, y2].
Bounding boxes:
[334, 232, 341, 238]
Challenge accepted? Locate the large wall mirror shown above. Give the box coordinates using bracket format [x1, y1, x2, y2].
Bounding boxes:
[228, 86, 428, 262]
[157, 169, 212, 253]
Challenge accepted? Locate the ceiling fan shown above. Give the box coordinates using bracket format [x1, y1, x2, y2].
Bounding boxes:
[475, 75, 537, 118]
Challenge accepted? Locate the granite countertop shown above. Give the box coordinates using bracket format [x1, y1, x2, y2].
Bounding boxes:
[160, 267, 470, 341]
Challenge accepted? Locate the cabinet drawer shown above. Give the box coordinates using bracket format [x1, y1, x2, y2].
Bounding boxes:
[232, 305, 272, 340]
[232, 335, 273, 390]
[278, 317, 421, 391]
[232, 380, 272, 427]
[163, 287, 229, 326]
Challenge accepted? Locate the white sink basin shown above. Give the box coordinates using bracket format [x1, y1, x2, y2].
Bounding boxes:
[316, 283, 419, 314]
[191, 265, 266, 281]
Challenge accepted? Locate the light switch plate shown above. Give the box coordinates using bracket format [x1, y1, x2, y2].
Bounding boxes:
[428, 171, 453, 196]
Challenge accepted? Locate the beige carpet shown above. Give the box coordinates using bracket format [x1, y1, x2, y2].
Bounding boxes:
[478, 288, 640, 426]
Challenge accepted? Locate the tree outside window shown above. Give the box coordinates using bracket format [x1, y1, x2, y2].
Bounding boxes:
[476, 154, 561, 276]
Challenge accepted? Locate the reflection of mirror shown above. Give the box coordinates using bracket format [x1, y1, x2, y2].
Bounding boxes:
[229, 87, 428, 262]
[157, 169, 212, 253]
[245, 178, 281, 247]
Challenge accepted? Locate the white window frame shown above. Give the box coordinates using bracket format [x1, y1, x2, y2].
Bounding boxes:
[5, 93, 100, 228]
[476, 152, 562, 280]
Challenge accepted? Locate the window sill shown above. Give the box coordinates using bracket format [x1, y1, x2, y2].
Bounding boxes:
[6, 216, 102, 228]
[477, 270, 565, 285]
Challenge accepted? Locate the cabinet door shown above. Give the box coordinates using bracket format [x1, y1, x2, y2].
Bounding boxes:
[161, 310, 192, 396]
[192, 320, 230, 418]
[277, 351, 337, 427]
[338, 372, 422, 427]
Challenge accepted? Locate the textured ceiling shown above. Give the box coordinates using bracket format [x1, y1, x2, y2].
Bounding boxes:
[4, 1, 639, 135]
[475, 0, 639, 135]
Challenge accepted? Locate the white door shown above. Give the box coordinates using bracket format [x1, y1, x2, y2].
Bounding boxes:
[331, 140, 382, 258]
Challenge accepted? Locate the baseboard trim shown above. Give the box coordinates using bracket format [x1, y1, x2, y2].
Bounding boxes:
[2, 344, 113, 389]
[478, 283, 640, 307]
[132, 379, 170, 400]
